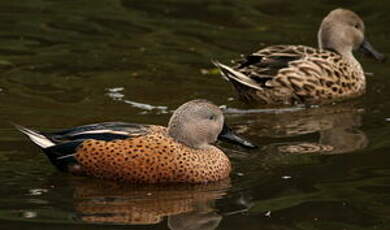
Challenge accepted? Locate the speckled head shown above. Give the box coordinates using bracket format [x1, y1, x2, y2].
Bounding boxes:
[168, 100, 224, 149]
[318, 8, 385, 61]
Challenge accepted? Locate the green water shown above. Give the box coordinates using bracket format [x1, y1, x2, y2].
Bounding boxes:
[1, 0, 390, 229]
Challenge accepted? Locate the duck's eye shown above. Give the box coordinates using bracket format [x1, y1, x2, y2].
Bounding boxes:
[209, 115, 215, 120]
[354, 24, 360, 29]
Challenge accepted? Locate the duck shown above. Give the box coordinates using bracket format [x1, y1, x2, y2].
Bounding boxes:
[213, 8, 385, 105]
[15, 99, 256, 184]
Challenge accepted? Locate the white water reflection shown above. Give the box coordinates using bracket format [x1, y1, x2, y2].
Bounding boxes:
[106, 87, 168, 114]
[106, 87, 125, 100]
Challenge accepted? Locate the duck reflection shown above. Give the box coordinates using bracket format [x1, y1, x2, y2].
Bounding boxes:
[167, 205, 222, 230]
[69, 178, 230, 228]
[227, 101, 367, 154]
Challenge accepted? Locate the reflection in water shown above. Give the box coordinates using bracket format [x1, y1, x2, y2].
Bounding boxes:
[105, 87, 169, 114]
[168, 207, 222, 230]
[70, 178, 230, 228]
[228, 102, 368, 155]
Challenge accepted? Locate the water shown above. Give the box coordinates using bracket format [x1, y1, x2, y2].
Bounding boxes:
[1, 0, 390, 229]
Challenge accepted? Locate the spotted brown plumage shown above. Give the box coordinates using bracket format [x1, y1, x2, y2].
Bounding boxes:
[213, 9, 385, 105]
[75, 126, 231, 183]
[15, 100, 256, 184]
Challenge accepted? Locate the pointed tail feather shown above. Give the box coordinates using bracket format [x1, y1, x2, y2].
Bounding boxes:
[14, 123, 55, 149]
[14, 123, 81, 172]
[212, 60, 264, 91]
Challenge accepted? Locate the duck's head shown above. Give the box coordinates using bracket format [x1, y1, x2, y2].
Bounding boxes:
[318, 8, 385, 62]
[168, 100, 256, 149]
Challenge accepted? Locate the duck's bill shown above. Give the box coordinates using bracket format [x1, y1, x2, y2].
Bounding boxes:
[359, 39, 386, 62]
[218, 124, 257, 149]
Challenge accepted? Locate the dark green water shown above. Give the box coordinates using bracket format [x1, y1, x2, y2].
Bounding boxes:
[1, 0, 390, 229]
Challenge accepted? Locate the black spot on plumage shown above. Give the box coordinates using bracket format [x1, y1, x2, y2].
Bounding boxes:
[303, 84, 315, 91]
[290, 81, 302, 92]
[324, 68, 332, 76]
[326, 81, 333, 87]
[238, 55, 263, 68]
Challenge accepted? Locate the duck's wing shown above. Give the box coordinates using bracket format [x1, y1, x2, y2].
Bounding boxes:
[15, 122, 153, 172]
[214, 45, 317, 90]
[44, 122, 151, 143]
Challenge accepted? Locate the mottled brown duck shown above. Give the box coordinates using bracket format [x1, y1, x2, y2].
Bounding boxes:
[213, 8, 385, 105]
[15, 100, 256, 184]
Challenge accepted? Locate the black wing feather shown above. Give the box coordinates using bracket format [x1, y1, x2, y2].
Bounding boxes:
[43, 140, 84, 172]
[48, 122, 147, 136]
[42, 122, 150, 143]
[233, 46, 311, 88]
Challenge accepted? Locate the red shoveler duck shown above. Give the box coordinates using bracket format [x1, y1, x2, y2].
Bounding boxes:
[16, 100, 256, 184]
[213, 8, 385, 105]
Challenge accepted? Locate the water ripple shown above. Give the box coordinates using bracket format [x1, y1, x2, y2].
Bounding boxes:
[106, 87, 168, 114]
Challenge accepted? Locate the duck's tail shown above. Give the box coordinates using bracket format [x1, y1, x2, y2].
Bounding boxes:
[14, 123, 82, 172]
[211, 60, 264, 91]
[14, 123, 55, 149]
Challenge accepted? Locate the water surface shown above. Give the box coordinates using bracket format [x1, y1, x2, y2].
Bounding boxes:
[1, 0, 390, 229]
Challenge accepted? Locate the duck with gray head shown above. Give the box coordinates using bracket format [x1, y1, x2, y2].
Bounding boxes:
[213, 8, 385, 105]
[15, 99, 256, 184]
